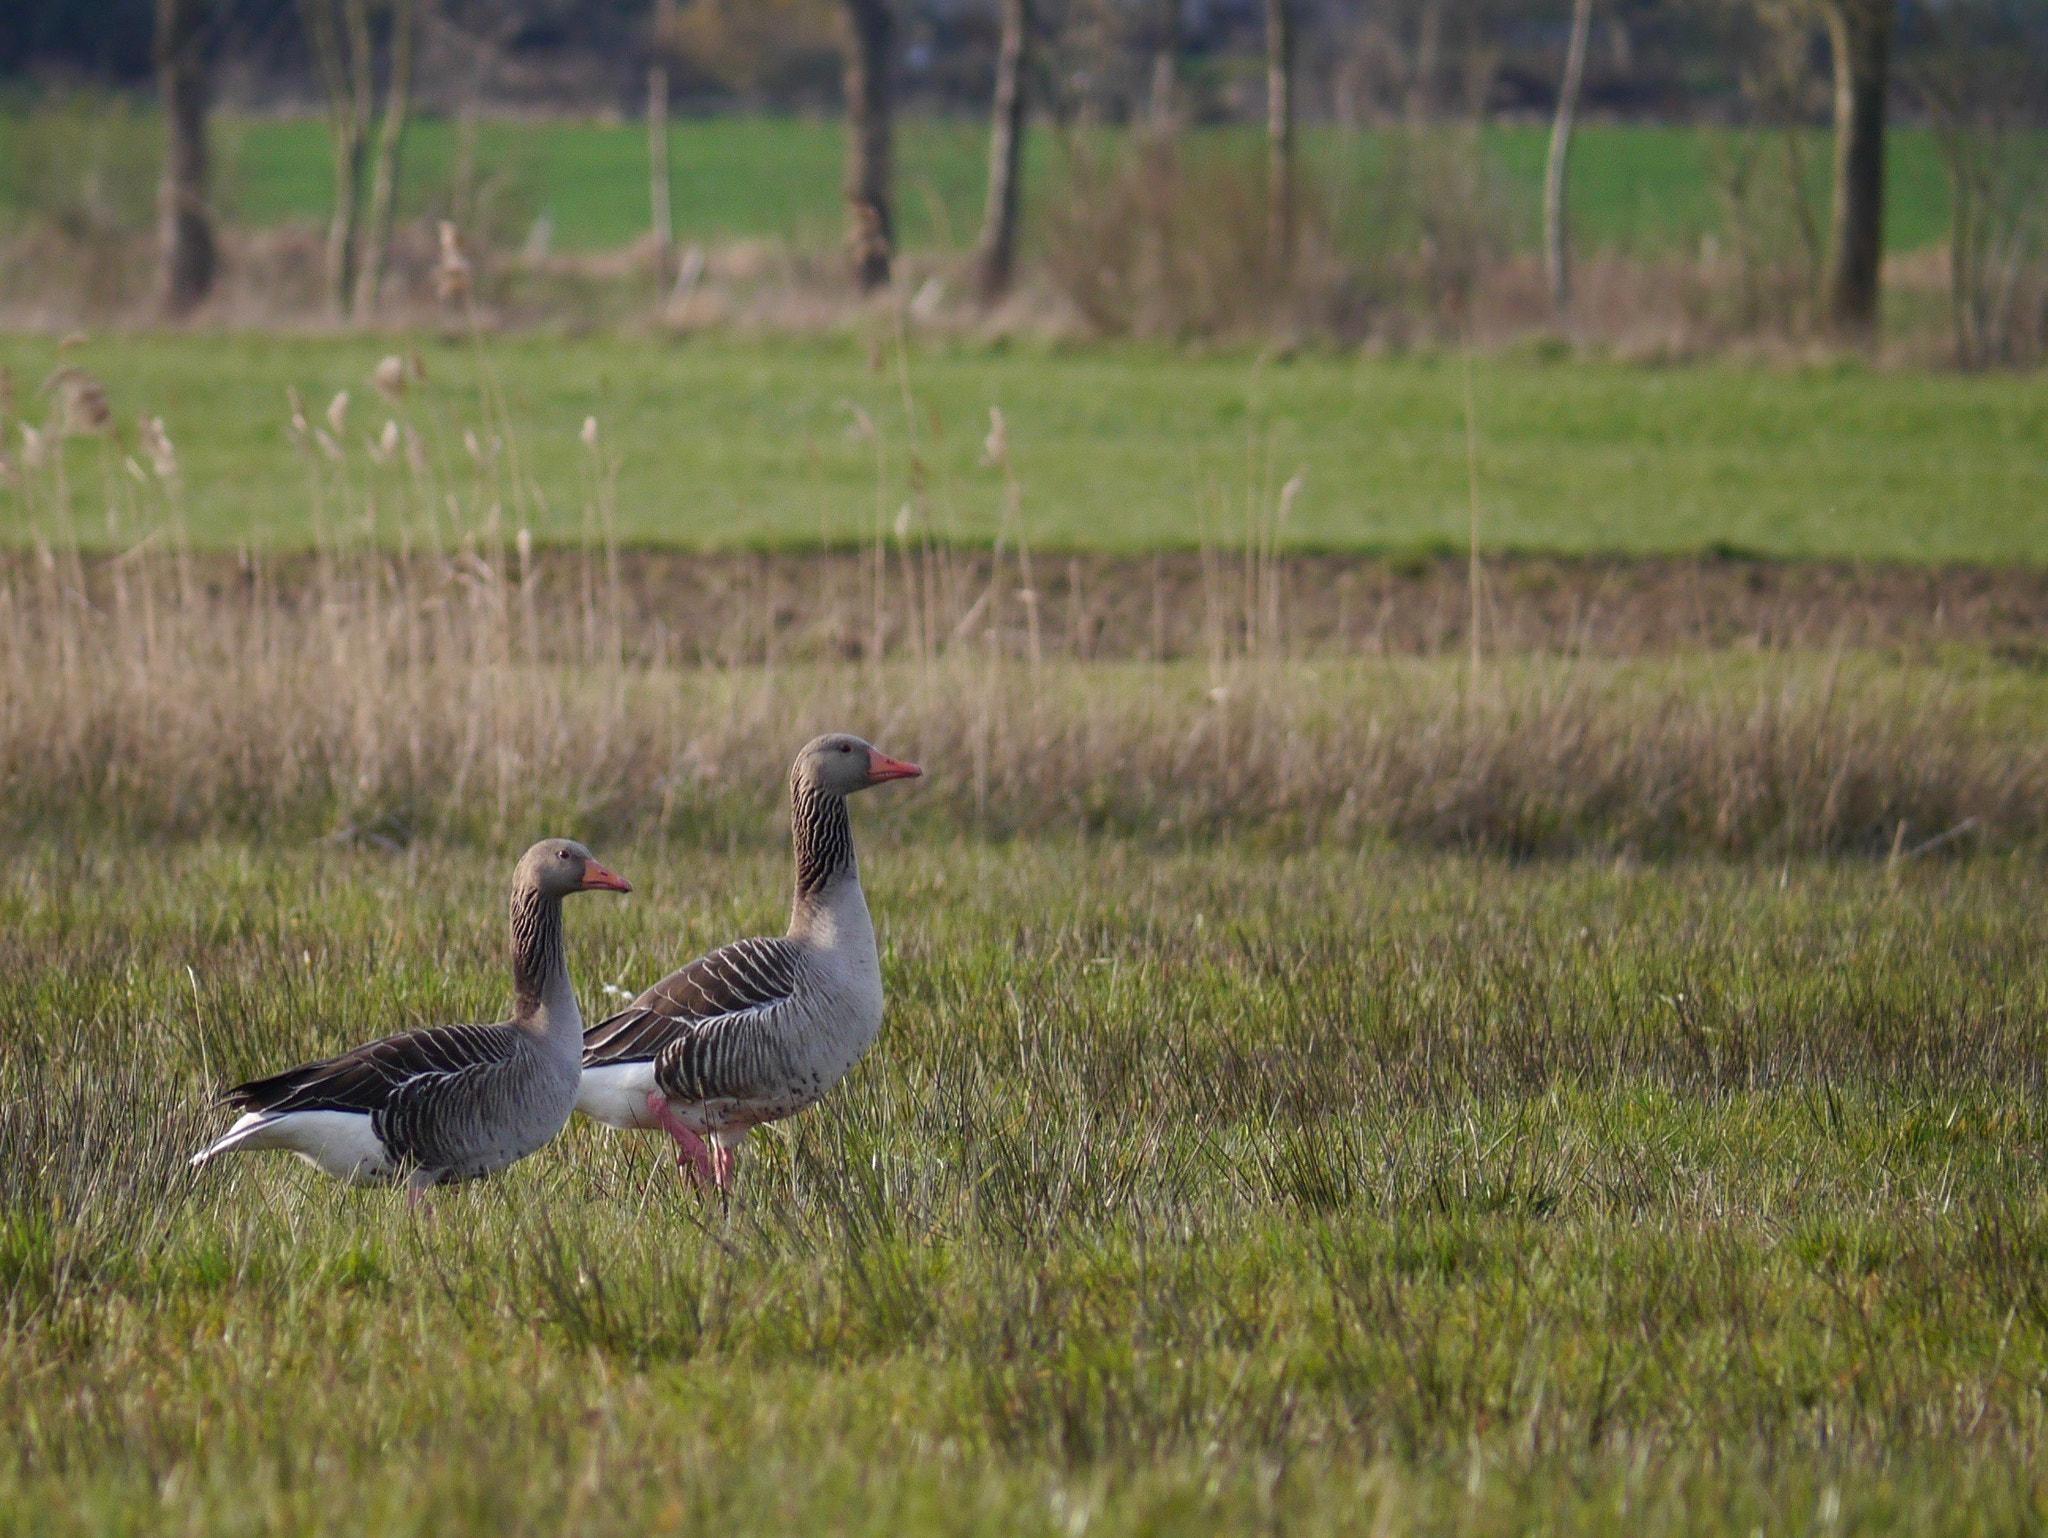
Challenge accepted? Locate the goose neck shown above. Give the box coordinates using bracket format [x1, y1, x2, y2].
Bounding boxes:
[510, 884, 574, 1034]
[791, 777, 856, 915]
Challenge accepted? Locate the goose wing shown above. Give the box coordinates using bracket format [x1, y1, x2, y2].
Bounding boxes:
[221, 1021, 519, 1119]
[582, 937, 800, 1099]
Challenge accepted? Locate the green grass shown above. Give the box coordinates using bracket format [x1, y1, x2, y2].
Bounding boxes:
[2, 331, 2043, 559]
[0, 109, 1963, 256]
[211, 118, 1965, 256]
[8, 834, 2048, 1533]
[212, 114, 998, 254]
[1481, 122, 1957, 256]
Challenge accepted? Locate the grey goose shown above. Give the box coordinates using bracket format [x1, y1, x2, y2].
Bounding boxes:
[576, 733, 920, 1187]
[190, 839, 631, 1188]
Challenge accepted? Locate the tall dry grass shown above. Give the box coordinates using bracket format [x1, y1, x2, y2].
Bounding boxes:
[0, 352, 2041, 854]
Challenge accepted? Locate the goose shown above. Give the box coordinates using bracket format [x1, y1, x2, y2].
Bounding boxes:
[577, 733, 920, 1186]
[190, 839, 631, 1189]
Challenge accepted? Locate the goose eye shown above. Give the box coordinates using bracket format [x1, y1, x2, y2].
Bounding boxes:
[839, 744, 851, 753]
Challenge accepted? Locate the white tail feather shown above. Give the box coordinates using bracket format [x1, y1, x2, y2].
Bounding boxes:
[188, 1109, 393, 1183]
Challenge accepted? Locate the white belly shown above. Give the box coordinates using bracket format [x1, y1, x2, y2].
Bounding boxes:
[194, 1109, 397, 1184]
[576, 1060, 663, 1129]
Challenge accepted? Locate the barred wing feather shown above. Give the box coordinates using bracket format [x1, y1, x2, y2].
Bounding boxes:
[222, 1022, 519, 1117]
[581, 937, 801, 1068]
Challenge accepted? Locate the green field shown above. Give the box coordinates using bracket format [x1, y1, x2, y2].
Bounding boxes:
[2, 96, 2045, 1538]
[0, 108, 1961, 256]
[1, 332, 2042, 560]
[7, 836, 2048, 1533]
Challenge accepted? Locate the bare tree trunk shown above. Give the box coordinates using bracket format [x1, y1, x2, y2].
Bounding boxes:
[974, 0, 1031, 303]
[647, 63, 672, 280]
[155, 0, 215, 317]
[352, 0, 414, 323]
[1543, 0, 1594, 312]
[301, 0, 372, 320]
[839, 0, 895, 291]
[1265, 0, 1294, 273]
[1148, 0, 1179, 128]
[647, 0, 675, 286]
[1822, 0, 1891, 335]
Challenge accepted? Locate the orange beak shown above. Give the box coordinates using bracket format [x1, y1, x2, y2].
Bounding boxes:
[867, 751, 922, 785]
[579, 859, 632, 893]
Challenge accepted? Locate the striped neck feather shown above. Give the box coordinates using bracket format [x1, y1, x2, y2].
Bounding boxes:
[791, 777, 856, 913]
[509, 885, 568, 1023]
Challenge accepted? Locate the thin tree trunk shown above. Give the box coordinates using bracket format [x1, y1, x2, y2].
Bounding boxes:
[301, 0, 372, 319]
[155, 0, 215, 316]
[974, 0, 1031, 303]
[332, 0, 371, 319]
[647, 62, 672, 283]
[352, 0, 414, 323]
[648, 0, 675, 286]
[1265, 0, 1294, 273]
[1821, 0, 1891, 335]
[1543, 0, 1594, 312]
[1148, 0, 1179, 128]
[326, 129, 364, 319]
[839, 0, 895, 291]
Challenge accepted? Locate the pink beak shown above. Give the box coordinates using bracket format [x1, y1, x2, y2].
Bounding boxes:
[579, 859, 632, 893]
[867, 751, 922, 785]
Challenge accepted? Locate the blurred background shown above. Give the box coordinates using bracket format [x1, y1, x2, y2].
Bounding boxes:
[0, 0, 2042, 361]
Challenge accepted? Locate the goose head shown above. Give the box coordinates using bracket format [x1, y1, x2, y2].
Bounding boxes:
[517, 838, 633, 898]
[794, 733, 922, 798]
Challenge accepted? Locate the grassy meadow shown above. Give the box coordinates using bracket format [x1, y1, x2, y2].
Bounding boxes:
[9, 838, 2048, 1534]
[0, 108, 1963, 257]
[3, 332, 2045, 559]
[1, 209, 2047, 1528]
[0, 399, 2045, 1528]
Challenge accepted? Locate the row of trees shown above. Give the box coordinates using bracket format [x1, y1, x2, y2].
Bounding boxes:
[624, 0, 1901, 333]
[144, 0, 2028, 345]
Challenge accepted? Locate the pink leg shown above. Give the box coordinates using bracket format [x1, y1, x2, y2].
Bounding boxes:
[645, 1091, 718, 1187]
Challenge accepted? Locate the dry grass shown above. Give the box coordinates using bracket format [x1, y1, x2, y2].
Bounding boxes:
[179, 547, 2048, 665]
[0, 346, 2035, 856]
[0, 530, 2039, 854]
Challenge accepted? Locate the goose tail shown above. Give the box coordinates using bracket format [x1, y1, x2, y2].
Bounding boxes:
[189, 1111, 279, 1168]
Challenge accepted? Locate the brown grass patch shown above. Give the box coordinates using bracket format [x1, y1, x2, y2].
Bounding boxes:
[0, 543, 2041, 855]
